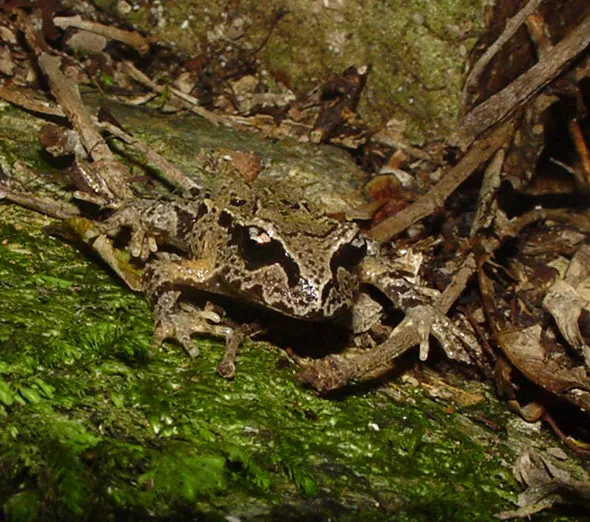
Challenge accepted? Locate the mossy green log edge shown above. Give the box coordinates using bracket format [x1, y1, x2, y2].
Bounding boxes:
[0, 93, 523, 522]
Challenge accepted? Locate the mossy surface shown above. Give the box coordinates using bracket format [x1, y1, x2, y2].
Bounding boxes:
[0, 94, 538, 522]
[0, 212, 517, 520]
[95, 0, 488, 143]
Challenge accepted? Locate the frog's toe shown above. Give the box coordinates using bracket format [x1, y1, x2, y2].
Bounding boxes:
[430, 315, 478, 364]
[152, 304, 232, 358]
[397, 305, 475, 364]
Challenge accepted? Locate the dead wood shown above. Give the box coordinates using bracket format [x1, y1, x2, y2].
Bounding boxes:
[368, 120, 515, 242]
[452, 9, 590, 149]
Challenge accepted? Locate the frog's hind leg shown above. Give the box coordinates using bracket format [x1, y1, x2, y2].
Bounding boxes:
[359, 255, 479, 363]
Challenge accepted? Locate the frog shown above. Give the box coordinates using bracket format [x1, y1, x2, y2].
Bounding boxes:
[0, 121, 475, 386]
[2, 154, 477, 383]
[58, 176, 475, 382]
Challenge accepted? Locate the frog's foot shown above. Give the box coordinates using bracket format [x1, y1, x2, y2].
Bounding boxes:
[398, 304, 476, 364]
[299, 306, 478, 393]
[152, 292, 232, 358]
[217, 323, 261, 379]
[153, 298, 257, 379]
[92, 203, 160, 261]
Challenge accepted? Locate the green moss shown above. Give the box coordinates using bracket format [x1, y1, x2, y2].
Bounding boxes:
[0, 211, 519, 519]
[95, 0, 489, 143]
[0, 89, 526, 521]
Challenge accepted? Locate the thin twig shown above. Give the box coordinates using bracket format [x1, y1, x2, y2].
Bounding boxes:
[0, 187, 79, 219]
[368, 120, 515, 242]
[37, 52, 133, 200]
[122, 61, 231, 127]
[569, 119, 590, 189]
[0, 85, 65, 117]
[98, 120, 201, 194]
[452, 10, 590, 149]
[461, 0, 545, 113]
[53, 16, 149, 55]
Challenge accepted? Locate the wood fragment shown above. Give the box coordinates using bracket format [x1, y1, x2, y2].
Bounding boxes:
[53, 16, 149, 55]
[122, 61, 231, 127]
[36, 52, 133, 200]
[371, 131, 434, 162]
[99, 121, 201, 195]
[569, 119, 590, 189]
[368, 120, 515, 242]
[0, 186, 79, 220]
[525, 13, 552, 58]
[452, 10, 590, 149]
[469, 149, 505, 238]
[461, 0, 545, 112]
[0, 85, 65, 117]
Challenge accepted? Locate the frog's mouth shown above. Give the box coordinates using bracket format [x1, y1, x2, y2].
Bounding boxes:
[228, 265, 359, 322]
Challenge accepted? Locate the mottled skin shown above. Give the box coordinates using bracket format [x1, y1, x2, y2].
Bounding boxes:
[99, 190, 366, 319]
[88, 181, 476, 378]
[90, 184, 371, 365]
[2, 175, 476, 378]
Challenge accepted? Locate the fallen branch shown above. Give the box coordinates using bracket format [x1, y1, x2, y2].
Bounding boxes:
[122, 61, 231, 127]
[461, 0, 546, 113]
[53, 16, 149, 55]
[99, 120, 201, 194]
[452, 9, 590, 149]
[36, 52, 133, 200]
[299, 254, 478, 392]
[0, 85, 65, 117]
[17, 12, 134, 201]
[368, 120, 515, 242]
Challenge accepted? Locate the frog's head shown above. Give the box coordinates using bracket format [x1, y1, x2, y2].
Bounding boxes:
[219, 209, 366, 320]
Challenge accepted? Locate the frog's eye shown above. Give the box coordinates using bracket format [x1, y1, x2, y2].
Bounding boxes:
[233, 225, 301, 286]
[248, 227, 272, 245]
[330, 235, 366, 274]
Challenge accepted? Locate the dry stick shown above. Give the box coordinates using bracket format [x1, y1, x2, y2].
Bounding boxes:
[368, 120, 515, 242]
[452, 9, 590, 149]
[511, 207, 590, 234]
[37, 53, 134, 200]
[18, 12, 134, 200]
[526, 13, 553, 59]
[0, 85, 65, 117]
[307, 204, 590, 392]
[569, 119, 590, 188]
[53, 16, 149, 55]
[122, 61, 231, 127]
[0, 187, 79, 220]
[371, 132, 434, 162]
[461, 0, 546, 113]
[301, 254, 479, 392]
[98, 120, 201, 194]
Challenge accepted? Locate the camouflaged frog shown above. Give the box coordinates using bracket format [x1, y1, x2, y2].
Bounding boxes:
[68, 180, 473, 380]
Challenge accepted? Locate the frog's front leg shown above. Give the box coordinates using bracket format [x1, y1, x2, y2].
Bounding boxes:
[359, 253, 477, 363]
[151, 288, 230, 358]
[94, 200, 177, 261]
[145, 253, 245, 376]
